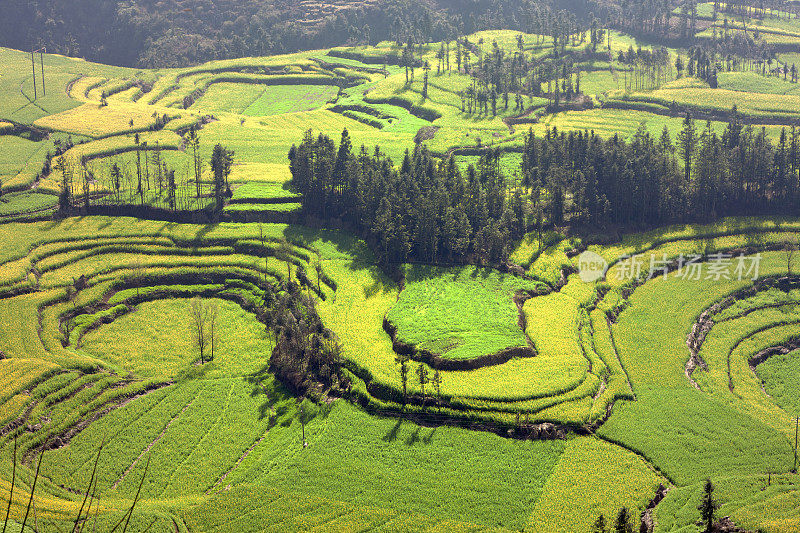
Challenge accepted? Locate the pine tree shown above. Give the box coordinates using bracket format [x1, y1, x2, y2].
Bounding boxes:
[613, 507, 632, 533]
[698, 478, 719, 533]
[210, 144, 234, 212]
[591, 514, 607, 533]
[678, 112, 697, 182]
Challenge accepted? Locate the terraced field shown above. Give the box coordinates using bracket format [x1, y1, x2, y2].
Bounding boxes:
[3, 24, 800, 220]
[3, 22, 800, 533]
[0, 215, 798, 531]
[0, 217, 666, 532]
[0, 207, 799, 533]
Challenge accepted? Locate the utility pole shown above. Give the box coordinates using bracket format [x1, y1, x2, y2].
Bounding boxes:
[40, 49, 45, 96]
[300, 402, 307, 448]
[31, 47, 46, 99]
[31, 51, 37, 99]
[794, 416, 798, 473]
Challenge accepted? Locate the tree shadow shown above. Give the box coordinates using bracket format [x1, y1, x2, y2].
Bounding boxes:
[281, 225, 397, 297]
[422, 427, 436, 444]
[404, 426, 420, 445]
[245, 362, 276, 421]
[382, 419, 402, 442]
[193, 222, 218, 244]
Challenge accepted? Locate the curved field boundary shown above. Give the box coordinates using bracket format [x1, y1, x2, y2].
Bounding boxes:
[381, 316, 535, 371]
[725, 319, 800, 391]
[601, 98, 800, 125]
[684, 275, 800, 390]
[362, 94, 442, 122]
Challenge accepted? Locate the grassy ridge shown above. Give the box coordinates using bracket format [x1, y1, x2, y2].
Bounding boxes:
[387, 265, 545, 360]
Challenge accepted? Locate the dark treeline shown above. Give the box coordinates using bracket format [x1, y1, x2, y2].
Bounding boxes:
[520, 110, 800, 227]
[0, 0, 454, 67]
[605, 0, 800, 43]
[268, 283, 350, 398]
[289, 129, 522, 266]
[2, 0, 608, 68]
[290, 113, 800, 267]
[7, 0, 799, 69]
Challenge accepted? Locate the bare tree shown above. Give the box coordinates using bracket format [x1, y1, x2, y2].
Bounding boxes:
[2, 435, 16, 533]
[431, 368, 442, 408]
[207, 300, 220, 361]
[416, 363, 429, 405]
[190, 297, 209, 364]
[277, 239, 294, 282]
[784, 236, 798, 275]
[128, 260, 145, 298]
[259, 224, 268, 287]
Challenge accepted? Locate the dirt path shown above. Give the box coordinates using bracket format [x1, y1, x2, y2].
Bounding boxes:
[206, 432, 268, 494]
[111, 387, 197, 490]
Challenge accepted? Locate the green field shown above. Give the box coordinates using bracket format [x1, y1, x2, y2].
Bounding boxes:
[0, 215, 796, 530]
[2, 20, 800, 532]
[386, 265, 545, 361]
[756, 349, 800, 417]
[192, 83, 339, 116]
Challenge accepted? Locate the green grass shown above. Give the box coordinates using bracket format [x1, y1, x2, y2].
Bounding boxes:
[7, 28, 800, 530]
[620, 85, 800, 121]
[0, 133, 76, 191]
[190, 82, 266, 114]
[655, 474, 800, 533]
[386, 265, 545, 360]
[225, 400, 566, 531]
[756, 349, 800, 417]
[191, 83, 339, 116]
[231, 182, 300, 201]
[81, 298, 271, 379]
[2, 214, 800, 528]
[538, 108, 791, 141]
[527, 437, 664, 532]
[597, 388, 792, 485]
[0, 191, 57, 217]
[244, 85, 339, 116]
[718, 71, 800, 95]
[223, 202, 301, 213]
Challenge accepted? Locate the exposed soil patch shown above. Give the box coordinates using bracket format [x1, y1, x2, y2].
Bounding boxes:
[686, 275, 800, 391]
[0, 397, 38, 437]
[640, 483, 669, 533]
[414, 125, 439, 143]
[23, 380, 171, 464]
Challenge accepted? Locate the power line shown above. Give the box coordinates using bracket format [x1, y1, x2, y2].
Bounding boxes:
[31, 47, 46, 99]
[31, 50, 37, 99]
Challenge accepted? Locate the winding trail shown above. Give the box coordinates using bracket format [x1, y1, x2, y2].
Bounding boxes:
[111, 387, 199, 490]
[206, 432, 268, 494]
